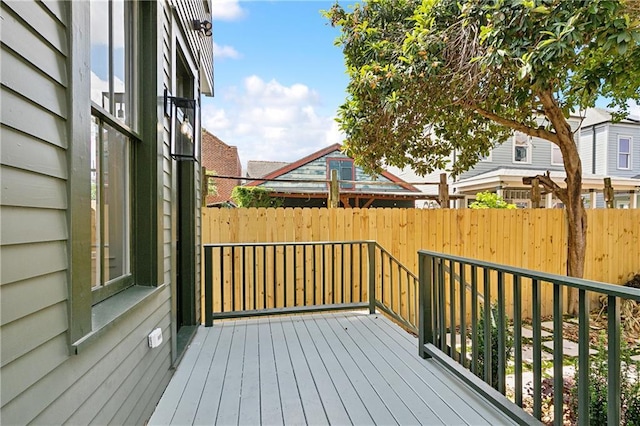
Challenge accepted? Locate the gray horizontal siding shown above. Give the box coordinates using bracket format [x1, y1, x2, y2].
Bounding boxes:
[0, 165, 67, 209]
[0, 126, 68, 179]
[0, 333, 68, 405]
[0, 2, 68, 86]
[1, 47, 67, 118]
[0, 240, 67, 285]
[1, 288, 172, 425]
[0, 206, 67, 245]
[0, 301, 68, 368]
[0, 87, 68, 148]
[0, 271, 67, 326]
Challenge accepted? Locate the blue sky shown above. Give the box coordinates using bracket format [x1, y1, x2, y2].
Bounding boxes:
[205, 1, 353, 167]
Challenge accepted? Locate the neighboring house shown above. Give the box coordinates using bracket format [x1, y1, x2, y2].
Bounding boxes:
[246, 144, 423, 208]
[1, 1, 212, 424]
[578, 108, 640, 208]
[201, 130, 241, 206]
[452, 112, 640, 208]
[246, 160, 290, 179]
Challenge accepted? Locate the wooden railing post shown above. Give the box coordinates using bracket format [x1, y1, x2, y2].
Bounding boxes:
[368, 242, 376, 314]
[204, 246, 213, 327]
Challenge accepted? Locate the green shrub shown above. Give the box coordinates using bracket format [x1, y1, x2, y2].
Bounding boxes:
[476, 302, 514, 389]
[469, 192, 517, 209]
[231, 186, 283, 208]
[570, 332, 640, 425]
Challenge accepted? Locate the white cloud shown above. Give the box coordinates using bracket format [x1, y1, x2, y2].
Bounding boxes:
[201, 76, 344, 168]
[212, 0, 245, 21]
[213, 41, 241, 59]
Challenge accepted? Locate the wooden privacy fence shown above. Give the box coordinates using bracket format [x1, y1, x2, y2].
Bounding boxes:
[202, 208, 639, 320]
[203, 207, 640, 285]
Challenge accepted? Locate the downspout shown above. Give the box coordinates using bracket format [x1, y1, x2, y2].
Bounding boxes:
[592, 126, 596, 175]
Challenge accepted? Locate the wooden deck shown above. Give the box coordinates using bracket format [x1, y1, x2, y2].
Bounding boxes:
[149, 311, 520, 425]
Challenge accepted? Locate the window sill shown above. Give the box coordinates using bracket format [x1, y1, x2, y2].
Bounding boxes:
[71, 284, 167, 354]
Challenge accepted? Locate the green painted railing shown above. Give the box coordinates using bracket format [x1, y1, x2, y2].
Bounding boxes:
[418, 250, 640, 426]
[203, 241, 419, 333]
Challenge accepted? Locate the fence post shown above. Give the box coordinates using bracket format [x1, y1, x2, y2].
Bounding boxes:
[604, 177, 614, 208]
[368, 242, 376, 314]
[418, 253, 433, 359]
[204, 246, 213, 327]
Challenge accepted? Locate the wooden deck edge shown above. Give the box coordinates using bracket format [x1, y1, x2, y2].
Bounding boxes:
[423, 343, 542, 426]
[210, 303, 369, 321]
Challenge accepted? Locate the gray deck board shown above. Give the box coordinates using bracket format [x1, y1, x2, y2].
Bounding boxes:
[257, 317, 284, 426]
[150, 311, 521, 425]
[238, 319, 261, 426]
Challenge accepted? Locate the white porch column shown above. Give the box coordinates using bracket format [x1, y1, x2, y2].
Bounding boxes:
[632, 188, 639, 209]
[590, 190, 597, 209]
[545, 192, 553, 208]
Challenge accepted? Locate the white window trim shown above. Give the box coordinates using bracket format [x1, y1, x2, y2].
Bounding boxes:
[512, 132, 532, 164]
[617, 135, 632, 170]
[550, 144, 563, 166]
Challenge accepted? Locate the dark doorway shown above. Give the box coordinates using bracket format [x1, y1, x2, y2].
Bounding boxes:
[174, 49, 197, 359]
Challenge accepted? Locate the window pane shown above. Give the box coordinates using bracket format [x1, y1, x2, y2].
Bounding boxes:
[619, 138, 630, 153]
[102, 124, 130, 282]
[90, 0, 109, 106]
[619, 153, 630, 169]
[91, 117, 101, 289]
[515, 146, 528, 162]
[90, 0, 133, 127]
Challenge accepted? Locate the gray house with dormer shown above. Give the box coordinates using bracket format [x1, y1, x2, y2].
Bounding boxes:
[452, 111, 640, 208]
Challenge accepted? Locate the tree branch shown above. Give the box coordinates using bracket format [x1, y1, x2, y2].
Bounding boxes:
[460, 102, 560, 143]
[530, 171, 568, 205]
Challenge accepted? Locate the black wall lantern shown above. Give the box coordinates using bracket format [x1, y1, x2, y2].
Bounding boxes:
[164, 89, 198, 161]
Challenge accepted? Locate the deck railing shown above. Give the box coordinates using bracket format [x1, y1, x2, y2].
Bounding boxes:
[203, 241, 419, 333]
[418, 250, 640, 425]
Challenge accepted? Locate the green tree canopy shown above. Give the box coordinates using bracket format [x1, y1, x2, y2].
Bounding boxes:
[326, 0, 640, 313]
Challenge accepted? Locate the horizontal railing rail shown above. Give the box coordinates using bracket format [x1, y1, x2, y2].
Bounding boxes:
[418, 249, 640, 426]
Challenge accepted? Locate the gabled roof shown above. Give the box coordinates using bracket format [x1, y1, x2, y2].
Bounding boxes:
[580, 108, 640, 128]
[245, 144, 420, 192]
[246, 161, 290, 179]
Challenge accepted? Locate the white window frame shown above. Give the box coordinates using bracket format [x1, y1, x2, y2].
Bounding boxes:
[617, 135, 632, 170]
[551, 144, 563, 166]
[513, 132, 532, 164]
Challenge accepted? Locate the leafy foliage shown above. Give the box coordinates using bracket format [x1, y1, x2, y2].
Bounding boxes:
[326, 0, 640, 310]
[231, 186, 283, 208]
[570, 332, 640, 425]
[469, 191, 517, 209]
[325, 0, 640, 179]
[476, 303, 514, 389]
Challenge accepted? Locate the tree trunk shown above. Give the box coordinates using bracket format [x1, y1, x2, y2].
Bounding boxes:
[538, 91, 587, 316]
[564, 170, 587, 315]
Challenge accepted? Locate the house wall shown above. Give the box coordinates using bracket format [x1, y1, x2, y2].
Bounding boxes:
[0, 0, 210, 423]
[605, 122, 640, 178]
[201, 131, 242, 205]
[457, 134, 566, 180]
[259, 150, 409, 192]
